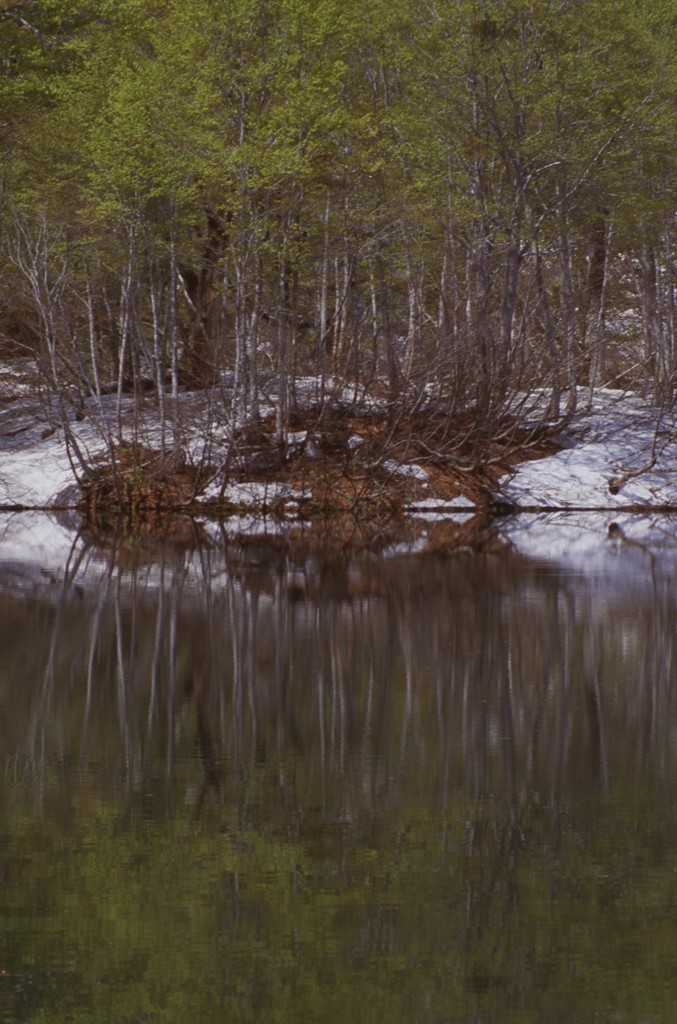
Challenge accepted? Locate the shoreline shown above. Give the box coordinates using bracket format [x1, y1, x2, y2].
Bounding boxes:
[3, 366, 677, 570]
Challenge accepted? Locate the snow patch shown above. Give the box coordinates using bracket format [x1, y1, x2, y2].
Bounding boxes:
[382, 460, 429, 482]
[500, 389, 677, 510]
[408, 510, 476, 524]
[405, 495, 476, 523]
[200, 479, 307, 505]
[407, 495, 475, 511]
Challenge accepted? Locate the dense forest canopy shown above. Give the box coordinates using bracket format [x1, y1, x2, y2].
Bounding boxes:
[1, 0, 676, 437]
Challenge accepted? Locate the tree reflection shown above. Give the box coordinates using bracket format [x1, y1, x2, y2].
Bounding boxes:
[3, 541, 677, 1021]
[3, 541, 677, 819]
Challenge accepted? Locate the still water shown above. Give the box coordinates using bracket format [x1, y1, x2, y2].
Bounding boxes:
[1, 521, 677, 1023]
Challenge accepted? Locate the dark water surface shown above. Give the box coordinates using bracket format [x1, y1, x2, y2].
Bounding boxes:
[1, 526, 677, 1023]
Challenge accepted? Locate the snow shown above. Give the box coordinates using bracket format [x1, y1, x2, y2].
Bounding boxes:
[0, 408, 92, 507]
[0, 369, 392, 510]
[3, 384, 671, 516]
[4, 374, 677, 577]
[382, 459, 429, 482]
[499, 389, 677, 510]
[492, 389, 677, 569]
[200, 478, 307, 506]
[407, 495, 475, 511]
[0, 439, 77, 507]
[405, 495, 475, 523]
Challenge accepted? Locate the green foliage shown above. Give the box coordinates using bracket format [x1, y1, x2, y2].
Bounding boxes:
[3, 0, 677, 400]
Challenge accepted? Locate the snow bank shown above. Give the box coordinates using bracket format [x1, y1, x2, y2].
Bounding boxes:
[499, 389, 677, 510]
[492, 389, 677, 570]
[4, 375, 677, 578]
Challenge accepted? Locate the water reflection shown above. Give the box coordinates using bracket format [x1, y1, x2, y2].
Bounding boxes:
[3, 539, 676, 809]
[1, 529, 677, 1022]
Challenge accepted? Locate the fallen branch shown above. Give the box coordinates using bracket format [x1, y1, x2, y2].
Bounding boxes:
[608, 455, 657, 494]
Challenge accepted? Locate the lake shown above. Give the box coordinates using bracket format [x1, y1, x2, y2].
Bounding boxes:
[1, 515, 676, 1023]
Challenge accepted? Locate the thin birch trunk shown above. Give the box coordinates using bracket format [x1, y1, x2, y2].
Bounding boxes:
[587, 221, 611, 405]
[318, 192, 331, 409]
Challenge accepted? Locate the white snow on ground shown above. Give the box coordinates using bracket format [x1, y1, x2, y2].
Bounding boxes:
[200, 479, 307, 506]
[0, 388, 186, 507]
[4, 372, 677, 576]
[492, 388, 677, 570]
[407, 495, 476, 511]
[382, 459, 429, 482]
[0, 366, 386, 510]
[405, 494, 476, 523]
[0, 436, 77, 506]
[2, 384, 668, 513]
[499, 389, 677, 509]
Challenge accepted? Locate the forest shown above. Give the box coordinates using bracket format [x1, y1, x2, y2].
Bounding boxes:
[1, 0, 676, 508]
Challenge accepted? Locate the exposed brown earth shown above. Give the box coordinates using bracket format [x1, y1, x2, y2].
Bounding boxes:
[77, 404, 561, 555]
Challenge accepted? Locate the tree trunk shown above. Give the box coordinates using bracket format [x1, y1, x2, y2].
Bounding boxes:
[586, 217, 611, 404]
[183, 208, 227, 386]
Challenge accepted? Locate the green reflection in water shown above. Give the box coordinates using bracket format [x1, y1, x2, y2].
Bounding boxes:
[1, 792, 676, 1023]
[0, 542, 676, 1022]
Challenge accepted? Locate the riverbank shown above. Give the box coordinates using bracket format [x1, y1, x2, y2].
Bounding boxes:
[0, 360, 551, 520]
[2, 360, 677, 569]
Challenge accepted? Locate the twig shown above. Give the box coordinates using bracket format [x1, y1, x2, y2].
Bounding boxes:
[608, 456, 656, 495]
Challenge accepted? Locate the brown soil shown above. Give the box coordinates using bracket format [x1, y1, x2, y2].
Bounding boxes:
[79, 443, 202, 534]
[77, 406, 560, 553]
[217, 404, 557, 514]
